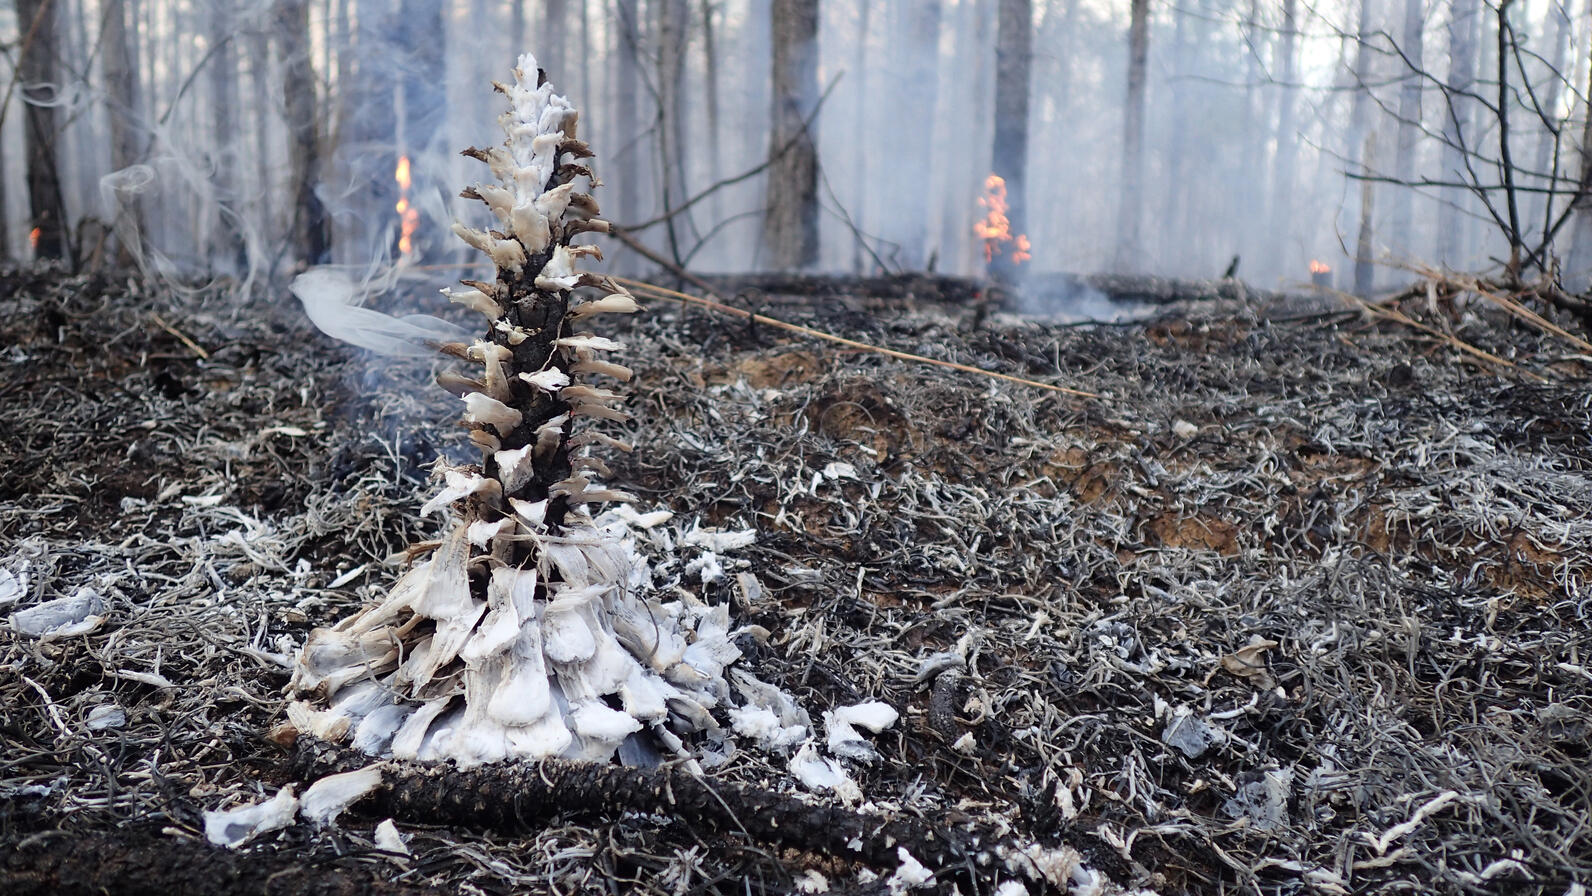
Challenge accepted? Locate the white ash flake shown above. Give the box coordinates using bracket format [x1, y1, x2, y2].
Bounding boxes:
[9, 587, 106, 640]
[824, 701, 899, 762]
[794, 869, 830, 893]
[886, 847, 935, 894]
[84, 703, 127, 731]
[373, 818, 410, 856]
[789, 743, 861, 803]
[300, 765, 384, 826]
[0, 568, 24, 606]
[204, 786, 299, 849]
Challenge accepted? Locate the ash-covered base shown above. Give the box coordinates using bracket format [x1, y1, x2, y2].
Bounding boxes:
[285, 510, 758, 770]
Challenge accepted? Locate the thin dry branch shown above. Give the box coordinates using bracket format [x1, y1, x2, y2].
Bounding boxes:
[612, 275, 1102, 397]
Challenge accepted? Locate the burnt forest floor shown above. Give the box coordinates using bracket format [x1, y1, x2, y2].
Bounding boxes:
[2, 263, 1591, 896]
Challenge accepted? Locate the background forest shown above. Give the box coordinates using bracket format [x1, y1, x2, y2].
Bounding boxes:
[1, 0, 1590, 305]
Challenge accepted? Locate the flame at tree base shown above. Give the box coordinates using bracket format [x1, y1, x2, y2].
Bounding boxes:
[395, 155, 420, 256]
[974, 175, 1030, 267]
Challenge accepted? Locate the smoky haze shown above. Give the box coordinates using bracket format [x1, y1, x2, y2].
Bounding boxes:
[2, 0, 1590, 296]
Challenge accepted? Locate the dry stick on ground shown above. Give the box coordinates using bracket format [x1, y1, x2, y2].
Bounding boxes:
[1368, 266, 1592, 360]
[291, 739, 1001, 878]
[1443, 273, 1592, 354]
[1335, 287, 1545, 381]
[608, 270, 1100, 399]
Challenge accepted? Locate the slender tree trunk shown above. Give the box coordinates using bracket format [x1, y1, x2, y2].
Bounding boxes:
[990, 0, 1030, 283]
[331, 0, 351, 143]
[1114, 0, 1149, 272]
[654, 0, 693, 260]
[398, 0, 445, 149]
[276, 0, 329, 264]
[542, 0, 567, 83]
[207, 0, 243, 270]
[1355, 133, 1378, 295]
[1269, 0, 1299, 264]
[894, 0, 942, 270]
[1164, 2, 1189, 269]
[1567, 23, 1592, 287]
[849, 2, 872, 274]
[1237, 0, 1263, 266]
[17, 0, 70, 260]
[248, 25, 275, 252]
[1389, 0, 1423, 261]
[1529, 4, 1573, 251]
[700, 0, 724, 229]
[102, 0, 143, 264]
[1437, 0, 1480, 268]
[0, 126, 7, 261]
[761, 0, 820, 270]
[613, 0, 642, 237]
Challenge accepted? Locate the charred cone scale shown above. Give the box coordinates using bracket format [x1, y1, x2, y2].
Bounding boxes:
[283, 56, 744, 769]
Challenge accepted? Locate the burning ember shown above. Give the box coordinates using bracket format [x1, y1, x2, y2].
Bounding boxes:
[394, 155, 420, 256]
[1309, 259, 1331, 275]
[28, 227, 40, 253]
[974, 174, 1031, 265]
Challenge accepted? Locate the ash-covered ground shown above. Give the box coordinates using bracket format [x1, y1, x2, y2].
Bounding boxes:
[2, 264, 1590, 895]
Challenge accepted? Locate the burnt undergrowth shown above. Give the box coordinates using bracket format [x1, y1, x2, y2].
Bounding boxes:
[2, 263, 1590, 895]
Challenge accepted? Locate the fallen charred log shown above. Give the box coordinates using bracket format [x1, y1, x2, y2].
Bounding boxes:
[0, 822, 443, 896]
[289, 738, 1001, 879]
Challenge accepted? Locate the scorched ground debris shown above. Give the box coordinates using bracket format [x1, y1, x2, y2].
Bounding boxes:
[2, 263, 1591, 895]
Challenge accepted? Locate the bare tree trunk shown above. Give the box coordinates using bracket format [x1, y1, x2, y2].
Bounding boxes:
[398, 0, 445, 150]
[1437, 0, 1480, 268]
[761, 0, 819, 270]
[990, 0, 1030, 283]
[1356, 133, 1378, 295]
[207, 0, 242, 270]
[330, 0, 351, 143]
[699, 0, 724, 229]
[1236, 0, 1263, 265]
[1163, 1, 1189, 269]
[102, 0, 143, 265]
[1389, 0, 1423, 262]
[850, 1, 872, 274]
[894, 0, 941, 271]
[1269, 0, 1299, 263]
[17, 0, 70, 260]
[248, 25, 276, 253]
[612, 0, 642, 237]
[542, 0, 567, 85]
[1529, 4, 1573, 251]
[1113, 0, 1149, 273]
[0, 126, 7, 261]
[654, 0, 694, 261]
[276, 0, 329, 264]
[1567, 25, 1592, 287]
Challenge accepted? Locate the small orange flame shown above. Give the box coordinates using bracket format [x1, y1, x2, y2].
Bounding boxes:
[28, 227, 40, 251]
[974, 175, 1030, 265]
[395, 155, 420, 256]
[1309, 259, 1331, 274]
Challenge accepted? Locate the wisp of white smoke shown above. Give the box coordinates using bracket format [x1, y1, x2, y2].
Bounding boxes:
[290, 266, 471, 356]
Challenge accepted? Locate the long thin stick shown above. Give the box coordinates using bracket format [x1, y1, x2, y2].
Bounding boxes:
[611, 275, 1101, 398]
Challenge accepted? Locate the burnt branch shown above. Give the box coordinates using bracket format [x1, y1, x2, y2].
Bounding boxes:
[291, 738, 997, 876]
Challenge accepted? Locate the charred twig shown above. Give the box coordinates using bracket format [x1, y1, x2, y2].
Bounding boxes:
[148, 312, 210, 359]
